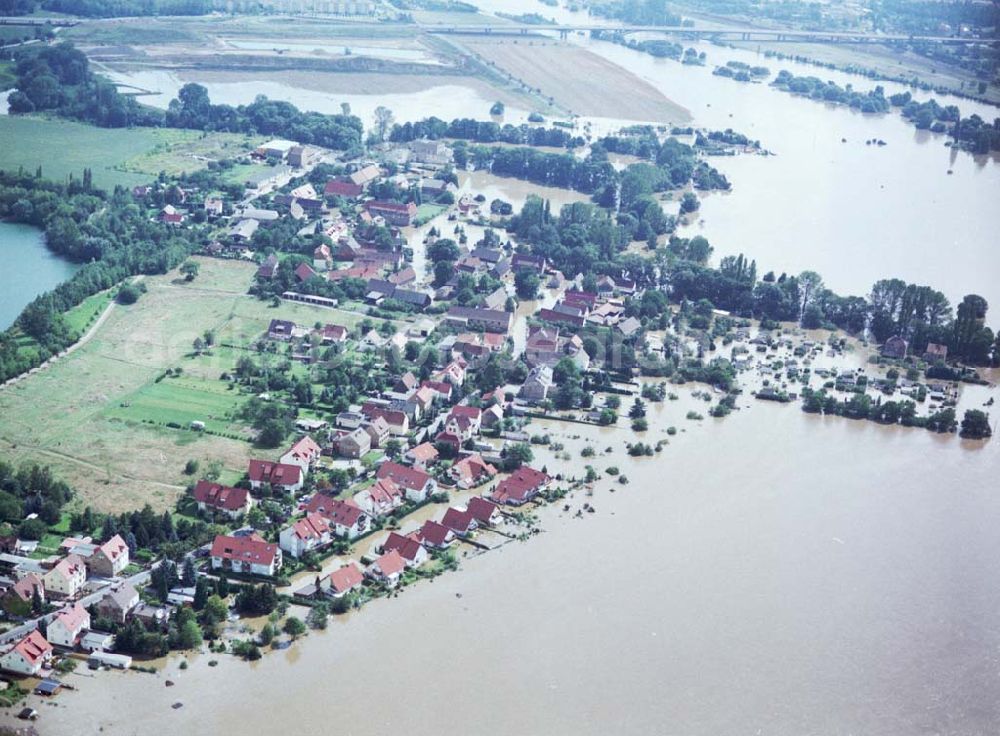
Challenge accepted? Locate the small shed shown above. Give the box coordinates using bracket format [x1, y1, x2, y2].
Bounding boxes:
[88, 651, 132, 670]
[34, 678, 62, 696]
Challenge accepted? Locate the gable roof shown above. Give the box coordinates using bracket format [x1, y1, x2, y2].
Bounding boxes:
[211, 533, 279, 567]
[53, 602, 89, 633]
[407, 442, 439, 463]
[290, 513, 331, 542]
[305, 495, 366, 527]
[417, 520, 454, 548]
[492, 466, 550, 504]
[101, 582, 139, 611]
[8, 630, 51, 666]
[285, 435, 322, 462]
[193, 480, 250, 512]
[467, 496, 501, 524]
[327, 562, 364, 594]
[8, 573, 43, 602]
[371, 549, 406, 577]
[50, 554, 86, 581]
[96, 534, 128, 563]
[441, 507, 476, 534]
[248, 460, 302, 487]
[376, 462, 431, 492]
[381, 532, 425, 563]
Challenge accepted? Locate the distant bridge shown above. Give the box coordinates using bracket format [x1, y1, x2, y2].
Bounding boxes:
[420, 23, 993, 46]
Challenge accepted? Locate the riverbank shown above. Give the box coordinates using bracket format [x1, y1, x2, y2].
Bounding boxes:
[30, 392, 1000, 736]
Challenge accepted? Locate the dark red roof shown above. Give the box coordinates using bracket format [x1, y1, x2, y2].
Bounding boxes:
[492, 466, 550, 505]
[193, 480, 249, 512]
[211, 533, 279, 567]
[418, 520, 453, 548]
[304, 494, 366, 527]
[467, 496, 500, 524]
[324, 178, 363, 198]
[381, 531, 425, 562]
[295, 262, 318, 282]
[376, 462, 431, 493]
[441, 507, 476, 534]
[248, 460, 302, 488]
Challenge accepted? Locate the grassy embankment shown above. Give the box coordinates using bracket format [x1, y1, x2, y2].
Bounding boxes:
[0, 116, 258, 190]
[0, 258, 379, 513]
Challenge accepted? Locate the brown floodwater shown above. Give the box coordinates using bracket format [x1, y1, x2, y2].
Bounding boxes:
[23, 393, 999, 736]
[15, 7, 999, 733]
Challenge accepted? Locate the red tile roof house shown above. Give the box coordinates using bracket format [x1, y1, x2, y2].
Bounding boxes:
[248, 460, 303, 493]
[47, 602, 90, 649]
[365, 200, 418, 227]
[295, 262, 319, 283]
[433, 359, 467, 387]
[2, 573, 45, 614]
[467, 496, 503, 526]
[403, 442, 439, 470]
[320, 562, 365, 598]
[353, 477, 404, 518]
[211, 533, 283, 577]
[445, 405, 482, 440]
[490, 467, 551, 506]
[324, 177, 364, 199]
[420, 380, 454, 403]
[416, 520, 455, 550]
[43, 554, 87, 599]
[449, 455, 499, 490]
[434, 430, 462, 456]
[304, 495, 370, 539]
[379, 532, 429, 568]
[361, 403, 410, 436]
[318, 323, 348, 343]
[280, 435, 324, 476]
[192, 480, 252, 519]
[441, 507, 478, 538]
[366, 549, 406, 588]
[376, 462, 437, 503]
[159, 204, 184, 225]
[88, 534, 130, 577]
[0, 629, 53, 676]
[279, 513, 333, 559]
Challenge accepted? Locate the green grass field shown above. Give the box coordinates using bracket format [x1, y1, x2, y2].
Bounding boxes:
[0, 257, 409, 512]
[0, 117, 257, 190]
[105, 376, 250, 437]
[62, 289, 114, 335]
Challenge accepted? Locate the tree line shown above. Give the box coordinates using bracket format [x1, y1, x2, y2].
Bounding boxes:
[0, 171, 204, 383]
[388, 116, 584, 149]
[505, 195, 999, 366]
[8, 46, 364, 152]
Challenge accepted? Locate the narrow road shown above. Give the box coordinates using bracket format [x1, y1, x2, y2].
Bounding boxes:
[0, 563, 158, 646]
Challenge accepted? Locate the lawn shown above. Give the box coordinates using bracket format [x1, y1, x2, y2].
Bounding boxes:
[0, 257, 394, 512]
[413, 203, 448, 226]
[0, 117, 255, 190]
[104, 376, 250, 438]
[62, 289, 114, 336]
[122, 130, 261, 179]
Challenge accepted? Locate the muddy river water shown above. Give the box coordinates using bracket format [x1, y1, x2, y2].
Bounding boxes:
[14, 4, 1000, 734]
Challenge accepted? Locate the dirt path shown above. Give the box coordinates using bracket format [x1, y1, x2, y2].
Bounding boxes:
[0, 279, 137, 392]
